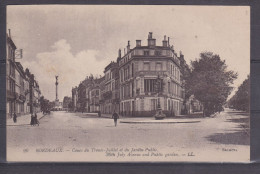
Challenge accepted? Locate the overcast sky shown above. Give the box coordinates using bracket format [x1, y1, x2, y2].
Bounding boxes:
[7, 5, 250, 101]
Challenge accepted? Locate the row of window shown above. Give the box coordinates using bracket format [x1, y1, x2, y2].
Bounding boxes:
[170, 64, 180, 82]
[121, 82, 134, 99]
[168, 81, 182, 98]
[7, 45, 15, 61]
[120, 63, 134, 82]
[119, 49, 178, 66]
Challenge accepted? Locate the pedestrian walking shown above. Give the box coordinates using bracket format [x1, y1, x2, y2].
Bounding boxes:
[13, 112, 17, 123]
[112, 111, 119, 127]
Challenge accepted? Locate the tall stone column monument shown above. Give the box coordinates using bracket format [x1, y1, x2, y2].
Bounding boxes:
[55, 76, 59, 106]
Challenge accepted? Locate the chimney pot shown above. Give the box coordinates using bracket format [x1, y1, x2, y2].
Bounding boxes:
[118, 49, 121, 58]
[148, 32, 153, 39]
[136, 40, 141, 47]
[127, 41, 130, 53]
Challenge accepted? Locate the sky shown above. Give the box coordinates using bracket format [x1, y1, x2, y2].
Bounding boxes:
[7, 5, 250, 101]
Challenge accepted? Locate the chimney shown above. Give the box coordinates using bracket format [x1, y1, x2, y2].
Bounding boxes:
[171, 45, 174, 52]
[8, 29, 11, 38]
[118, 49, 121, 58]
[147, 32, 156, 47]
[168, 37, 170, 47]
[136, 40, 141, 47]
[124, 48, 126, 55]
[180, 51, 184, 59]
[162, 35, 168, 47]
[127, 40, 130, 53]
[148, 32, 153, 39]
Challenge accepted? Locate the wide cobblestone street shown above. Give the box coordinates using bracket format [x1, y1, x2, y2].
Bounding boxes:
[7, 108, 249, 162]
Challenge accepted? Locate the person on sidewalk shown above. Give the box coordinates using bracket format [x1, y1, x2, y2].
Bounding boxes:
[13, 112, 17, 123]
[112, 111, 119, 127]
[30, 113, 35, 126]
[35, 112, 39, 126]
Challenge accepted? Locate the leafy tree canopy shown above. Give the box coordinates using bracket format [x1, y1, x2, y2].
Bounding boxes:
[188, 52, 237, 116]
[228, 75, 250, 111]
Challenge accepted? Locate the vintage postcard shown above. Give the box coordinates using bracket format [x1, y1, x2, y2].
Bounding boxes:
[6, 5, 250, 162]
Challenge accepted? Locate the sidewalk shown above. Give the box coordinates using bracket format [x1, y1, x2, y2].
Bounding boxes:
[119, 117, 202, 124]
[6, 112, 45, 126]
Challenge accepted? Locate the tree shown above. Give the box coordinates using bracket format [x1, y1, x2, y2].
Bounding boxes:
[228, 75, 250, 111]
[189, 52, 237, 116]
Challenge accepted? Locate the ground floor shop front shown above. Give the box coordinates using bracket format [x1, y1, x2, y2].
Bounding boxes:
[120, 96, 183, 117]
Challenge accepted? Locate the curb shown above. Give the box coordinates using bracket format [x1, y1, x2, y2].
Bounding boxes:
[120, 120, 201, 124]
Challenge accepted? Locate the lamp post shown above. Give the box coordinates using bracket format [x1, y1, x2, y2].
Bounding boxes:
[154, 75, 165, 120]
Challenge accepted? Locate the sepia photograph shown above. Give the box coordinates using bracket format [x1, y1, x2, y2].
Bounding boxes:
[6, 5, 250, 162]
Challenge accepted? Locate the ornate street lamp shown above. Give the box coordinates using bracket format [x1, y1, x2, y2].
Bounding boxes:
[154, 75, 166, 120]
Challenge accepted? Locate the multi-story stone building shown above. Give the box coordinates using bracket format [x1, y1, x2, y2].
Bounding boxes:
[6, 31, 17, 118]
[14, 62, 28, 116]
[100, 61, 120, 114]
[118, 32, 184, 116]
[25, 68, 41, 114]
[77, 76, 96, 112]
[89, 77, 103, 113]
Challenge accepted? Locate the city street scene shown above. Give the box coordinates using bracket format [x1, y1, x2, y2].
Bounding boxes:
[6, 6, 250, 162]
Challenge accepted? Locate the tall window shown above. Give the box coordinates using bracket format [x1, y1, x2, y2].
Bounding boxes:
[156, 62, 162, 71]
[144, 62, 150, 71]
[132, 63, 134, 77]
[144, 79, 158, 92]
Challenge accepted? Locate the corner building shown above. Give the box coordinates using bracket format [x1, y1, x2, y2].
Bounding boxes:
[119, 32, 184, 117]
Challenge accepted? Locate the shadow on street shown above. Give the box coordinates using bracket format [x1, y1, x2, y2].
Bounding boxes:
[7, 124, 31, 127]
[205, 130, 249, 146]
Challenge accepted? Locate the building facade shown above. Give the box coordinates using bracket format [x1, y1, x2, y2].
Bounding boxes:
[25, 68, 41, 114]
[118, 32, 184, 116]
[100, 61, 120, 114]
[63, 96, 72, 110]
[6, 32, 17, 118]
[14, 62, 28, 116]
[72, 32, 187, 117]
[89, 77, 103, 113]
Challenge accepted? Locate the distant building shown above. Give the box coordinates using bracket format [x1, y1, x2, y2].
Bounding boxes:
[25, 69, 41, 113]
[63, 96, 72, 109]
[72, 86, 78, 112]
[89, 77, 104, 112]
[77, 76, 96, 112]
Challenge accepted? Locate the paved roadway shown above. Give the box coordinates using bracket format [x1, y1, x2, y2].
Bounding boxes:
[7, 108, 249, 162]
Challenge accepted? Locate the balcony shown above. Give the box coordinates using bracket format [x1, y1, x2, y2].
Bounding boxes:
[135, 71, 168, 77]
